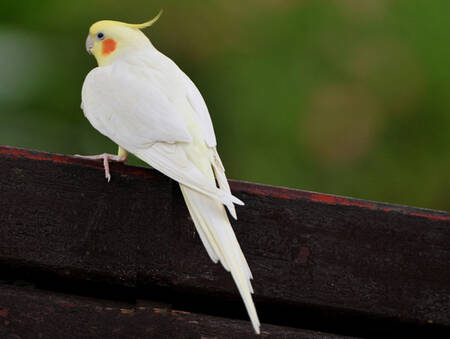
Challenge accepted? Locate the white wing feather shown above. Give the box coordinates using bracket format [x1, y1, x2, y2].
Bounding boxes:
[183, 73, 217, 147]
[82, 61, 192, 148]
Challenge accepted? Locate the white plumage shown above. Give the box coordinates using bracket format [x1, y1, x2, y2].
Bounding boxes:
[82, 43, 260, 333]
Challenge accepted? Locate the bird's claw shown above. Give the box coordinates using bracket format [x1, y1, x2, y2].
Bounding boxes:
[73, 153, 127, 182]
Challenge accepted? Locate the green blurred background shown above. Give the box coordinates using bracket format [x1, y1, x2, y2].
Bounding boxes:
[0, 0, 448, 210]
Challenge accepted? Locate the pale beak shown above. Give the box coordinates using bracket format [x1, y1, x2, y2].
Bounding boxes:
[85, 35, 94, 54]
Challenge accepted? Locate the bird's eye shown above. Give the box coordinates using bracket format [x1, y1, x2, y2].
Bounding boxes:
[96, 32, 105, 40]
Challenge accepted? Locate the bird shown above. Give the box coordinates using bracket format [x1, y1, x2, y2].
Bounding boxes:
[77, 11, 260, 334]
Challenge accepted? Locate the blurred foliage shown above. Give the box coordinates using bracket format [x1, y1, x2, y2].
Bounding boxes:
[0, 0, 448, 210]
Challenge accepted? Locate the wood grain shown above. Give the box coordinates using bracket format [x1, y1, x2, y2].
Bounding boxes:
[0, 285, 347, 339]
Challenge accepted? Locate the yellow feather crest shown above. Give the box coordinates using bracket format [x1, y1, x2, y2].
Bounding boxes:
[89, 10, 163, 34]
[125, 10, 163, 30]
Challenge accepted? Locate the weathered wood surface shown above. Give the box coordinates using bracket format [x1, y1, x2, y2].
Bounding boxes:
[0, 145, 449, 337]
[0, 285, 345, 339]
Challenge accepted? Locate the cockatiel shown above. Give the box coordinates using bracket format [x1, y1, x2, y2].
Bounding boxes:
[77, 11, 260, 334]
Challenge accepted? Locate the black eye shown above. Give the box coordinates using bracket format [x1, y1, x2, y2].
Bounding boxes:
[97, 32, 105, 40]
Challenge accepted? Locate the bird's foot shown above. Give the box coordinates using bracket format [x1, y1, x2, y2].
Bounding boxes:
[74, 153, 127, 182]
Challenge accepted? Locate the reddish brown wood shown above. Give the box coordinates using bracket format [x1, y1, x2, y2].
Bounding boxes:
[0, 145, 449, 337]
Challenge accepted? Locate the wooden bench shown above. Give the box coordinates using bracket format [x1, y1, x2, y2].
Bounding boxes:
[0, 145, 448, 338]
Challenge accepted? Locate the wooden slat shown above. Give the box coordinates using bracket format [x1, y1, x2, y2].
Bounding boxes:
[0, 285, 346, 338]
[0, 145, 449, 336]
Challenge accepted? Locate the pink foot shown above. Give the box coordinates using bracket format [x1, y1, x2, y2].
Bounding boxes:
[74, 153, 127, 182]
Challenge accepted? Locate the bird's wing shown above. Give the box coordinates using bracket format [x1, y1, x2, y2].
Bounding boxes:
[141, 49, 217, 147]
[183, 76, 234, 203]
[82, 58, 242, 211]
[82, 61, 192, 149]
[183, 73, 217, 147]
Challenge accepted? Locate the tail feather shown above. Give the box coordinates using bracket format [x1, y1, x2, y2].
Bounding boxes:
[180, 184, 260, 334]
[182, 190, 219, 264]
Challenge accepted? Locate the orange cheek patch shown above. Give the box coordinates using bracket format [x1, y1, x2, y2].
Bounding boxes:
[102, 39, 117, 56]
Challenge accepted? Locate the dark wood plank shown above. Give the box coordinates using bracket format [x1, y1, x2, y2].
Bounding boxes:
[0, 145, 449, 336]
[0, 285, 346, 339]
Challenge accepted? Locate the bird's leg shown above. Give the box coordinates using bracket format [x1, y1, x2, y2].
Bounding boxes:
[74, 146, 128, 182]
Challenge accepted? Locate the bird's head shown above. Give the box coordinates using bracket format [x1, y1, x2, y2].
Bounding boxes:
[85, 10, 162, 66]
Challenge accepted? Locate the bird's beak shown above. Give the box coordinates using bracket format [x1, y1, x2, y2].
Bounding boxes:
[85, 35, 94, 54]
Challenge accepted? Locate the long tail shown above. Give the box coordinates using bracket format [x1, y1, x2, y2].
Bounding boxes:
[180, 183, 260, 334]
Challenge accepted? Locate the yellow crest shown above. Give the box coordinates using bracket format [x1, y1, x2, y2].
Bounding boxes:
[89, 10, 163, 35]
[124, 10, 163, 30]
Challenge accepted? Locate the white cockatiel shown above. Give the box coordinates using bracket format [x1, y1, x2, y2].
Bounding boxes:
[78, 11, 260, 333]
